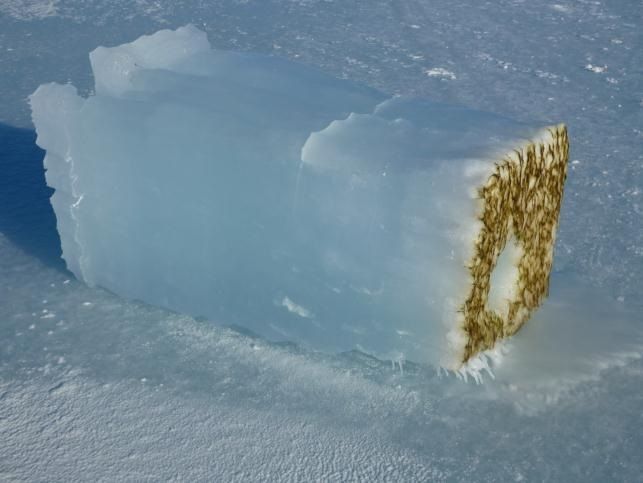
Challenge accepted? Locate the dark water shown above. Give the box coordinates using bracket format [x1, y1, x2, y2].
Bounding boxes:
[0, 123, 66, 271]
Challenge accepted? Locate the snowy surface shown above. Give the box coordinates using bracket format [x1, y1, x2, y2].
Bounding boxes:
[1, 232, 642, 481]
[1, 0, 642, 480]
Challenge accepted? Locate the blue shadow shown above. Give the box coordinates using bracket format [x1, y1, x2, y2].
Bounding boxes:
[0, 122, 66, 271]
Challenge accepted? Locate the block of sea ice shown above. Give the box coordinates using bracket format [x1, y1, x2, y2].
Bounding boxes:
[30, 25, 568, 369]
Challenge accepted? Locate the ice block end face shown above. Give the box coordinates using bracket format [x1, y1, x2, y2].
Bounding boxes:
[457, 124, 569, 367]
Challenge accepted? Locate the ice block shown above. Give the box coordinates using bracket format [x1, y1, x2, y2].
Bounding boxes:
[30, 25, 568, 370]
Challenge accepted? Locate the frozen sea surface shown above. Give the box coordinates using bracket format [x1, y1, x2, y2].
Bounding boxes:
[2, 231, 643, 481]
[1, 0, 642, 480]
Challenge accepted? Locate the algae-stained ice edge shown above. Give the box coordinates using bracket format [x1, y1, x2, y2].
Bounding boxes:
[29, 25, 568, 370]
[458, 125, 568, 364]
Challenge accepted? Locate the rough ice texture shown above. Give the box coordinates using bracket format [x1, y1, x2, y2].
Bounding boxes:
[30, 25, 568, 369]
[2, 232, 641, 481]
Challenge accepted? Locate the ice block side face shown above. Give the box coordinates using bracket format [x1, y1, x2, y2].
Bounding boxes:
[459, 126, 569, 364]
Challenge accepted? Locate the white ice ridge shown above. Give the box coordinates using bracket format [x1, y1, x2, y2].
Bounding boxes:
[30, 25, 563, 370]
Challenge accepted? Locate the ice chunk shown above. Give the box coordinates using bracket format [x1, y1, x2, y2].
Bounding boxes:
[89, 25, 211, 98]
[30, 26, 568, 369]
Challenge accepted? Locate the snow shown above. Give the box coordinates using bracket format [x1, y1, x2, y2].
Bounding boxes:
[424, 67, 457, 80]
[1, 232, 642, 480]
[0, 0, 58, 20]
[1, 0, 642, 480]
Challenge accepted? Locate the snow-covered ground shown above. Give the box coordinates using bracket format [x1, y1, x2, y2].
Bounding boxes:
[1, 1, 642, 480]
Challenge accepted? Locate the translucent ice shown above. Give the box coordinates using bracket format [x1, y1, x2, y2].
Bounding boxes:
[30, 25, 568, 369]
